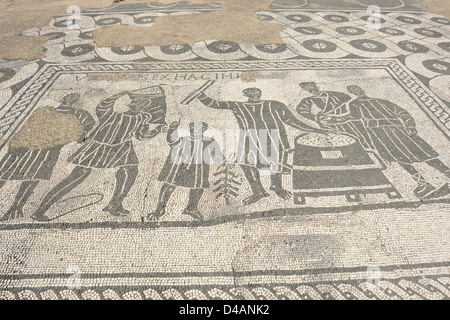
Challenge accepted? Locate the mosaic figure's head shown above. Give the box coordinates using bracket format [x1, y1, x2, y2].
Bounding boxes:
[243, 88, 262, 100]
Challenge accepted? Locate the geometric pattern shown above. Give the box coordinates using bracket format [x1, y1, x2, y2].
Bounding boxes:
[19, 5, 450, 106]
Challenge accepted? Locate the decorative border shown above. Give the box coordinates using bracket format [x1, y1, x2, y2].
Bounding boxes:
[388, 61, 450, 133]
[270, 0, 425, 12]
[1, 2, 449, 301]
[2, 274, 449, 300]
[1, 59, 449, 150]
[23, 9, 450, 67]
[2, 256, 449, 300]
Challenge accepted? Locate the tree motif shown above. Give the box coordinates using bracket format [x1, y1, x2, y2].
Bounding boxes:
[212, 154, 243, 205]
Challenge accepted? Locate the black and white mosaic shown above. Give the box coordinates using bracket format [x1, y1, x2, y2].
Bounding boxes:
[0, 0, 449, 300]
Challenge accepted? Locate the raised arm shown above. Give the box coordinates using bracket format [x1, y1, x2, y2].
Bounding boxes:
[159, 119, 182, 146]
[96, 91, 130, 118]
[196, 92, 232, 110]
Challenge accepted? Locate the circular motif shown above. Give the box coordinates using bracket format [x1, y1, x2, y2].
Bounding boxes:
[286, 14, 312, 23]
[350, 0, 405, 7]
[378, 28, 405, 36]
[431, 17, 450, 25]
[361, 16, 386, 24]
[134, 16, 155, 24]
[79, 31, 93, 40]
[429, 75, 450, 103]
[423, 60, 450, 75]
[437, 42, 450, 52]
[323, 15, 349, 22]
[255, 44, 287, 53]
[349, 39, 387, 52]
[335, 26, 366, 35]
[302, 39, 337, 52]
[396, 16, 422, 24]
[207, 41, 240, 54]
[61, 44, 95, 57]
[160, 44, 192, 55]
[414, 28, 442, 38]
[96, 18, 121, 26]
[54, 19, 81, 28]
[397, 40, 429, 53]
[294, 26, 322, 35]
[111, 46, 144, 55]
[0, 88, 12, 107]
[0, 69, 16, 83]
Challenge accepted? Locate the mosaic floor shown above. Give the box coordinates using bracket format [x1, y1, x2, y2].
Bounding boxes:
[0, 0, 449, 299]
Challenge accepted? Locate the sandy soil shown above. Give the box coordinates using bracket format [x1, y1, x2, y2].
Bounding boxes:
[416, 0, 450, 18]
[0, 0, 149, 60]
[0, 0, 281, 61]
[9, 106, 83, 149]
[93, 0, 284, 47]
[0, 0, 448, 61]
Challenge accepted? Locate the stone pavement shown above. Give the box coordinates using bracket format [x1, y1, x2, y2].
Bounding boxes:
[0, 0, 449, 300]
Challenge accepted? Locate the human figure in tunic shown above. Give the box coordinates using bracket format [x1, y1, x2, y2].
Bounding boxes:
[320, 85, 450, 199]
[296, 81, 352, 129]
[194, 87, 321, 205]
[31, 87, 167, 221]
[148, 120, 222, 221]
[0, 93, 95, 221]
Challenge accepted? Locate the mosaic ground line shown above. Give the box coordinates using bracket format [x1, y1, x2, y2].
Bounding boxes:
[0, 197, 449, 230]
[3, 261, 449, 280]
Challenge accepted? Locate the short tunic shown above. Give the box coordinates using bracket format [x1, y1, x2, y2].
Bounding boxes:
[158, 136, 221, 189]
[0, 147, 62, 180]
[0, 105, 95, 181]
[68, 139, 139, 168]
[69, 92, 166, 168]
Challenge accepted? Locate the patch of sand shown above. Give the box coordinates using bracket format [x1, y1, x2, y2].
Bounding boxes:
[93, 0, 284, 47]
[240, 71, 260, 82]
[0, 0, 150, 61]
[0, 0, 284, 60]
[9, 106, 83, 150]
[416, 0, 450, 18]
[1, 0, 448, 61]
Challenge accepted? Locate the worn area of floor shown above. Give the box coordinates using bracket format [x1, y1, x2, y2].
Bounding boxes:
[0, 0, 449, 300]
[1, 0, 446, 60]
[0, 0, 129, 61]
[419, 0, 450, 18]
[92, 0, 285, 47]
